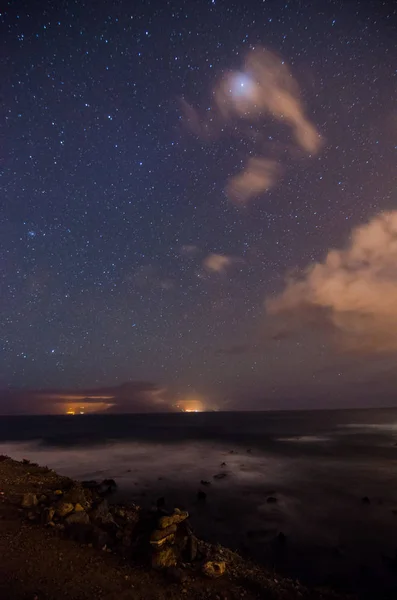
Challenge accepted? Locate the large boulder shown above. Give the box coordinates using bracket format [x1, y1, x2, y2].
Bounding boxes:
[21, 493, 38, 508]
[65, 511, 90, 525]
[186, 534, 198, 562]
[81, 479, 117, 496]
[203, 561, 226, 578]
[150, 524, 177, 547]
[102, 478, 117, 492]
[81, 480, 99, 490]
[41, 506, 55, 525]
[90, 499, 114, 523]
[55, 502, 74, 518]
[62, 485, 90, 509]
[151, 546, 177, 569]
[158, 509, 188, 529]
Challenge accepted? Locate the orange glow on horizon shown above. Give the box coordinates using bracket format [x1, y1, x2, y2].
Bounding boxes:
[63, 402, 115, 414]
[176, 394, 205, 413]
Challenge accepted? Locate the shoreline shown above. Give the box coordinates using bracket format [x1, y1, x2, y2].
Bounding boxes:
[0, 454, 348, 600]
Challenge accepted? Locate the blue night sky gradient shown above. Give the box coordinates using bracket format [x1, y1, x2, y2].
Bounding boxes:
[1, 0, 396, 409]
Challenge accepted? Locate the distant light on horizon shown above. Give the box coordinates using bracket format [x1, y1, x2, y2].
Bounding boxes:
[63, 401, 114, 415]
[175, 393, 206, 413]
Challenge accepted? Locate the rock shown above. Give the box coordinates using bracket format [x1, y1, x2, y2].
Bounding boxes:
[63, 486, 88, 507]
[55, 502, 74, 517]
[103, 478, 117, 488]
[113, 506, 126, 518]
[179, 519, 193, 536]
[213, 473, 227, 480]
[98, 479, 117, 495]
[65, 511, 90, 525]
[362, 496, 370, 505]
[41, 506, 55, 525]
[66, 521, 109, 547]
[91, 526, 110, 549]
[187, 534, 198, 561]
[166, 566, 188, 583]
[203, 561, 226, 578]
[38, 494, 48, 504]
[221, 462, 227, 467]
[150, 524, 177, 546]
[120, 526, 134, 548]
[151, 546, 177, 569]
[90, 499, 113, 523]
[74, 503, 84, 512]
[21, 493, 38, 508]
[197, 490, 207, 502]
[200, 480, 211, 486]
[266, 496, 277, 504]
[81, 480, 99, 490]
[158, 510, 188, 529]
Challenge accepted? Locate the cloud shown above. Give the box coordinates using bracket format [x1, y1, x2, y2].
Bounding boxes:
[0, 382, 174, 415]
[202, 253, 238, 274]
[226, 158, 280, 205]
[266, 211, 397, 353]
[182, 47, 322, 205]
[215, 48, 323, 154]
[180, 244, 200, 256]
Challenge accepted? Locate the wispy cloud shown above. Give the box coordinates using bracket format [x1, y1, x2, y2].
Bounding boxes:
[215, 48, 323, 154]
[226, 158, 280, 205]
[180, 244, 200, 256]
[183, 47, 322, 205]
[202, 253, 239, 274]
[266, 211, 397, 353]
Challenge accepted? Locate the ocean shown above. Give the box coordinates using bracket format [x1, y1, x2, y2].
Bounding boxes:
[1, 408, 397, 596]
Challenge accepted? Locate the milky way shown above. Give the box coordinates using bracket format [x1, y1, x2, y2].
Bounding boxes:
[1, 1, 396, 410]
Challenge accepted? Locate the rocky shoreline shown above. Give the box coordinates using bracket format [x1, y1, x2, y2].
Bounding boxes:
[0, 455, 350, 600]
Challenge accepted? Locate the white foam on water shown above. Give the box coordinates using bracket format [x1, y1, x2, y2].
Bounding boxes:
[276, 435, 331, 443]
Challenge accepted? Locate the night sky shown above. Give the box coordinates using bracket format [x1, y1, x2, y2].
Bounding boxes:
[1, 1, 397, 412]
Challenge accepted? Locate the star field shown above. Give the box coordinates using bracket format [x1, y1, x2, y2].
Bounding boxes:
[1, 0, 396, 408]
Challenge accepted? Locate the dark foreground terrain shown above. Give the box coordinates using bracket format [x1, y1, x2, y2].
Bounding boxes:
[0, 455, 348, 600]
